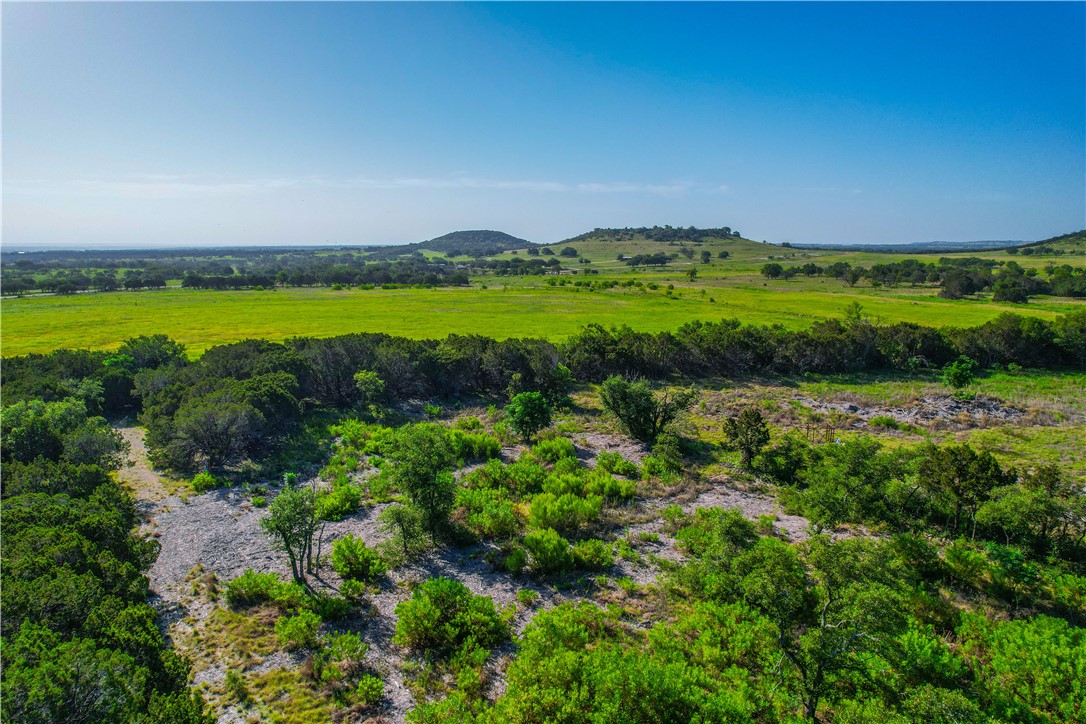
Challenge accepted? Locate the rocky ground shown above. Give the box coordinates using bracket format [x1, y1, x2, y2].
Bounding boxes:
[121, 424, 814, 723]
[798, 393, 1027, 430]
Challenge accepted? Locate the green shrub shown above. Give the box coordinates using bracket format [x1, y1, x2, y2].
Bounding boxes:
[450, 430, 501, 460]
[191, 471, 221, 493]
[531, 437, 577, 464]
[275, 610, 322, 650]
[270, 581, 311, 612]
[355, 674, 384, 707]
[523, 528, 573, 574]
[942, 355, 979, 389]
[945, 540, 989, 587]
[581, 469, 635, 500]
[650, 431, 685, 472]
[661, 504, 686, 532]
[224, 669, 248, 703]
[572, 539, 615, 571]
[316, 484, 361, 521]
[225, 569, 280, 608]
[868, 415, 901, 430]
[517, 589, 539, 607]
[339, 579, 368, 602]
[506, 459, 548, 495]
[595, 451, 639, 477]
[392, 577, 508, 658]
[505, 392, 552, 438]
[309, 593, 354, 621]
[504, 546, 528, 574]
[251, 495, 267, 507]
[457, 487, 519, 540]
[529, 492, 601, 534]
[331, 533, 388, 583]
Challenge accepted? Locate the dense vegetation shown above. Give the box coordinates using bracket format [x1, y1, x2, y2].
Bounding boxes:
[1, 249, 472, 295]
[760, 257, 1086, 302]
[0, 389, 210, 720]
[4, 304, 1085, 721]
[562, 225, 745, 244]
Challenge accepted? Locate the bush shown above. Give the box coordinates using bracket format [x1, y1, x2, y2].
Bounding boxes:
[529, 492, 601, 534]
[270, 581, 311, 612]
[531, 436, 577, 464]
[355, 674, 384, 707]
[572, 539, 615, 571]
[505, 392, 552, 438]
[331, 534, 388, 583]
[275, 610, 322, 650]
[504, 546, 528, 574]
[392, 577, 508, 658]
[309, 592, 352, 622]
[225, 569, 280, 608]
[339, 579, 367, 602]
[191, 471, 221, 493]
[505, 459, 548, 495]
[598, 376, 695, 444]
[523, 528, 573, 574]
[450, 430, 502, 460]
[942, 355, 979, 389]
[224, 669, 248, 703]
[251, 495, 267, 507]
[457, 487, 519, 540]
[595, 451, 638, 477]
[317, 484, 361, 520]
[868, 415, 901, 430]
[581, 469, 635, 500]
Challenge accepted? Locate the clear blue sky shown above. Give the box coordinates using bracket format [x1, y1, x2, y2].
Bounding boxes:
[4, 2, 1084, 247]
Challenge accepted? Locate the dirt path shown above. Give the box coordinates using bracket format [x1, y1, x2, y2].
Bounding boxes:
[115, 425, 173, 505]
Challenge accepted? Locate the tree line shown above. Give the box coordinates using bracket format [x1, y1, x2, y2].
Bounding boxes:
[761, 257, 1086, 301]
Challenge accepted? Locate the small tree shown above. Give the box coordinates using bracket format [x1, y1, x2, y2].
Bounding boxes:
[378, 503, 426, 562]
[941, 355, 978, 390]
[353, 370, 386, 408]
[760, 263, 783, 279]
[260, 485, 319, 585]
[700, 250, 712, 264]
[598, 376, 696, 444]
[387, 424, 456, 541]
[505, 392, 552, 439]
[724, 407, 770, 469]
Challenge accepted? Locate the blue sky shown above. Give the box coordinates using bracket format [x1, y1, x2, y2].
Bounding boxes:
[3, 2, 1083, 248]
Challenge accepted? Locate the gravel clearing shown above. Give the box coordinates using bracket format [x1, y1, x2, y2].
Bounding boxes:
[798, 393, 1025, 429]
[127, 424, 820, 722]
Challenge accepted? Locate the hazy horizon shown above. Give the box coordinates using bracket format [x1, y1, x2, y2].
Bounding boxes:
[4, 2, 1084, 249]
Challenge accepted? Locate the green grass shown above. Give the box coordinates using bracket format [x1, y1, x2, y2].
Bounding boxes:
[797, 369, 1086, 418]
[956, 424, 1086, 481]
[3, 276, 1082, 357]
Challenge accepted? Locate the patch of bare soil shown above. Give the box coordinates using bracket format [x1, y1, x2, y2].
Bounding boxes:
[135, 427, 824, 722]
[798, 394, 1025, 430]
[115, 425, 172, 504]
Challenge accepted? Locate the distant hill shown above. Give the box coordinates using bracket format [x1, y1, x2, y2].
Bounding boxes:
[789, 240, 1023, 253]
[363, 230, 533, 259]
[559, 226, 744, 245]
[419, 230, 534, 255]
[1011, 230, 1086, 255]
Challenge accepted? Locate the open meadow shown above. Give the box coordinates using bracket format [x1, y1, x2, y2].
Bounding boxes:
[4, 243, 1083, 357]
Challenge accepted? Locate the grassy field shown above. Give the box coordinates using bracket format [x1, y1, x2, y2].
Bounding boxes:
[3, 278, 1083, 357]
[3, 232, 1083, 357]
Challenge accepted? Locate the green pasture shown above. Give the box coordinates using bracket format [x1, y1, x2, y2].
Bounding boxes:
[3, 277, 1083, 357]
